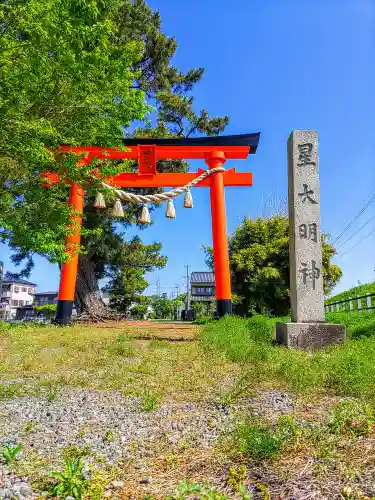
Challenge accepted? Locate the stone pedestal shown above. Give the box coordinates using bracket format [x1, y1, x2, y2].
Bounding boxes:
[276, 322, 346, 350]
[276, 130, 346, 349]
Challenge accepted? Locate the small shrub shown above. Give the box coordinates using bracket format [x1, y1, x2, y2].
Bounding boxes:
[141, 391, 162, 412]
[329, 400, 375, 437]
[51, 458, 86, 499]
[1, 443, 22, 464]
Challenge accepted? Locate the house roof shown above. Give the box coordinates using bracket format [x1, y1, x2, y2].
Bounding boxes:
[2, 273, 36, 286]
[191, 272, 215, 284]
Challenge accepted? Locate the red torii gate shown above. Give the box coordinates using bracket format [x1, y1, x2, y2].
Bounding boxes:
[44, 133, 260, 324]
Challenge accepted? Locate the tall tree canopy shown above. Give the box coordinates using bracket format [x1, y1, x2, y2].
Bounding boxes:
[1, 0, 229, 314]
[0, 0, 147, 267]
[205, 215, 342, 317]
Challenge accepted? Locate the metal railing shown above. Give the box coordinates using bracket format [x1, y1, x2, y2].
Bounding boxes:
[325, 293, 375, 313]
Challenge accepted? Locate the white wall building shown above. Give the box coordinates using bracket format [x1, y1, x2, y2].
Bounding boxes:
[0, 277, 36, 320]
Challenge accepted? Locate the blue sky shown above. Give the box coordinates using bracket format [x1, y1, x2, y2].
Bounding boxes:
[0, 0, 373, 297]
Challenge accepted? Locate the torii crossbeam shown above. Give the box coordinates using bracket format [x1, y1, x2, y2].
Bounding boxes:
[43, 133, 260, 324]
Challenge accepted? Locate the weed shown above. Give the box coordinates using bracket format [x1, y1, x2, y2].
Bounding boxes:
[85, 464, 119, 500]
[229, 415, 299, 463]
[23, 421, 38, 433]
[141, 391, 162, 411]
[232, 418, 282, 462]
[1, 443, 22, 464]
[62, 444, 91, 461]
[104, 429, 115, 442]
[51, 458, 86, 499]
[329, 400, 375, 437]
[227, 465, 247, 491]
[173, 480, 233, 499]
[0, 382, 24, 400]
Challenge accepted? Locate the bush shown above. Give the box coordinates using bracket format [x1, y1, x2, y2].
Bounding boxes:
[35, 304, 56, 319]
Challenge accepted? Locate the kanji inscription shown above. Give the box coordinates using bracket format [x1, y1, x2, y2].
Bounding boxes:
[287, 130, 324, 323]
[297, 143, 316, 167]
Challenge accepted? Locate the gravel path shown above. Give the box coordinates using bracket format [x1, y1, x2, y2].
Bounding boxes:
[0, 389, 294, 498]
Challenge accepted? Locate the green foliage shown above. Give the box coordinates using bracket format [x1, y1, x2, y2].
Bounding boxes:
[0, 382, 25, 400]
[200, 315, 276, 364]
[151, 293, 174, 319]
[326, 311, 375, 339]
[326, 282, 375, 304]
[191, 301, 207, 319]
[204, 215, 342, 316]
[62, 445, 91, 462]
[0, 0, 147, 267]
[39, 380, 62, 402]
[107, 334, 135, 357]
[51, 458, 86, 499]
[1, 443, 22, 464]
[35, 304, 56, 319]
[141, 391, 162, 411]
[105, 237, 166, 314]
[329, 400, 375, 437]
[193, 316, 213, 325]
[172, 479, 235, 499]
[200, 314, 375, 399]
[230, 415, 299, 463]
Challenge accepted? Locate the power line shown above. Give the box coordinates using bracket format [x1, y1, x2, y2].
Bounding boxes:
[339, 227, 375, 258]
[337, 216, 375, 249]
[332, 190, 375, 244]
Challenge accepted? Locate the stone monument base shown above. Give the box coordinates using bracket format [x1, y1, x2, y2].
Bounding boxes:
[276, 322, 346, 349]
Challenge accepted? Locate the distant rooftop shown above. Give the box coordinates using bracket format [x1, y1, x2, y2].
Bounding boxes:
[191, 272, 215, 284]
[2, 273, 36, 286]
[35, 291, 58, 295]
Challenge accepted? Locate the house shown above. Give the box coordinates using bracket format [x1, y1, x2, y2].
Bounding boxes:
[34, 291, 58, 306]
[189, 271, 215, 316]
[0, 276, 36, 320]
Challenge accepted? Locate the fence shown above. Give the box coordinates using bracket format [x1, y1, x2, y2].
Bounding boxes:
[325, 293, 375, 313]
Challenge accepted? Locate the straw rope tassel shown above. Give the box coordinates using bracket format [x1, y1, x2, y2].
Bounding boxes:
[184, 188, 193, 208]
[138, 204, 151, 224]
[111, 198, 124, 217]
[166, 199, 176, 218]
[93, 191, 106, 209]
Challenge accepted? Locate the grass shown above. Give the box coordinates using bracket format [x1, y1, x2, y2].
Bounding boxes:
[2, 316, 375, 498]
[0, 322, 237, 403]
[200, 313, 375, 398]
[326, 281, 375, 304]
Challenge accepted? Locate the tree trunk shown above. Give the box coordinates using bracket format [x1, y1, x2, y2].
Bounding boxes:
[75, 254, 107, 316]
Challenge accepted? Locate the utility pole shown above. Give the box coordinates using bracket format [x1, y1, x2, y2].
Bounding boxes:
[184, 265, 191, 312]
[156, 276, 161, 296]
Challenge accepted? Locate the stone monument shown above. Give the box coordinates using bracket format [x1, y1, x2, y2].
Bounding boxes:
[276, 130, 346, 349]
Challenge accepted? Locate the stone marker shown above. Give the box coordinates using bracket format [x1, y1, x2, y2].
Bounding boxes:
[276, 130, 345, 349]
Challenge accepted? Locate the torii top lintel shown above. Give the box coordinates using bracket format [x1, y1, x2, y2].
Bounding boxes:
[48, 133, 260, 188]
